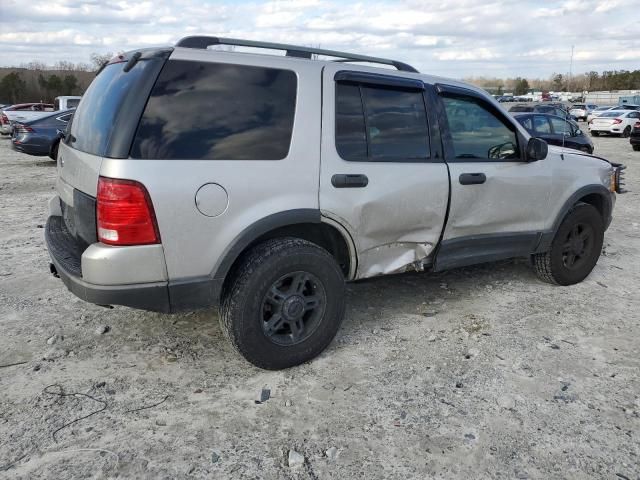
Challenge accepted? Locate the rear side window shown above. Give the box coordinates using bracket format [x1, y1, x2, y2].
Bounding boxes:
[131, 60, 297, 160]
[335, 82, 429, 162]
[67, 99, 80, 108]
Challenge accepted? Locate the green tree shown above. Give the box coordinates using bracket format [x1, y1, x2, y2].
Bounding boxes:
[0, 72, 27, 103]
[513, 77, 530, 96]
[552, 73, 564, 91]
[62, 75, 78, 95]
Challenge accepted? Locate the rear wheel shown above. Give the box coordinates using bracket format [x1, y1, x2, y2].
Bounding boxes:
[533, 203, 604, 286]
[633, 145, 640, 151]
[220, 237, 345, 369]
[591, 131, 599, 137]
[622, 126, 631, 138]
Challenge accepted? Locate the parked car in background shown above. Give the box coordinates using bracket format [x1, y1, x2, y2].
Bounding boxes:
[587, 106, 616, 123]
[1, 103, 54, 134]
[54, 96, 81, 111]
[614, 104, 640, 111]
[498, 95, 515, 103]
[589, 110, 640, 137]
[630, 121, 640, 151]
[509, 104, 577, 120]
[11, 109, 73, 157]
[569, 104, 598, 121]
[513, 113, 594, 154]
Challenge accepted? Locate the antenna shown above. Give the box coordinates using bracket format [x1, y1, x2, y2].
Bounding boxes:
[561, 45, 575, 158]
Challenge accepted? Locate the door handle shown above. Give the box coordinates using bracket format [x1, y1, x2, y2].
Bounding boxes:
[331, 174, 369, 188]
[459, 173, 486, 185]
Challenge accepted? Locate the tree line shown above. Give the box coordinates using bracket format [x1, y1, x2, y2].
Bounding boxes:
[2, 54, 639, 104]
[0, 53, 112, 105]
[466, 69, 640, 94]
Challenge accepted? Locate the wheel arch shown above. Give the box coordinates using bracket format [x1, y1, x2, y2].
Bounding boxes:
[537, 185, 612, 254]
[213, 209, 356, 299]
[553, 184, 612, 232]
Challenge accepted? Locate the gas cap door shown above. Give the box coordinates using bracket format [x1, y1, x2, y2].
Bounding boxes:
[195, 183, 229, 217]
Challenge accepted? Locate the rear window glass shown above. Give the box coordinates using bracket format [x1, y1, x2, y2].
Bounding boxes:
[335, 82, 429, 162]
[131, 60, 297, 160]
[509, 105, 531, 112]
[67, 99, 80, 108]
[68, 60, 156, 156]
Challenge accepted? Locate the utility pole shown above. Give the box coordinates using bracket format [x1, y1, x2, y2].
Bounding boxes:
[569, 45, 574, 93]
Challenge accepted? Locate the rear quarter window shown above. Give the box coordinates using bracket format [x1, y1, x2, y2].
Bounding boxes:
[130, 60, 297, 160]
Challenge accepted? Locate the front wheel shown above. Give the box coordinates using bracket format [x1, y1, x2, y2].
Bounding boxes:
[532, 203, 604, 285]
[220, 238, 345, 369]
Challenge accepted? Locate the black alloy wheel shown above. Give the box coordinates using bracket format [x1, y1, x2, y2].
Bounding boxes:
[261, 271, 326, 346]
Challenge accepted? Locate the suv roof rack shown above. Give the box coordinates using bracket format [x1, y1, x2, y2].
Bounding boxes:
[175, 36, 419, 73]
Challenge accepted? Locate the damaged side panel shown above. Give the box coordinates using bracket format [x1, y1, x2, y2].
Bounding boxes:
[318, 163, 449, 279]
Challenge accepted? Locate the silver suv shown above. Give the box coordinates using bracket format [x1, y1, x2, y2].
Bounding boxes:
[46, 37, 625, 369]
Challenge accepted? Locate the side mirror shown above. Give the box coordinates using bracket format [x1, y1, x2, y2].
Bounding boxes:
[526, 137, 548, 162]
[574, 128, 582, 136]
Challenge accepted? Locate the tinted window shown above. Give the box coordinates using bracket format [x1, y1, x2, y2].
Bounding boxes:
[67, 99, 80, 108]
[442, 95, 519, 160]
[335, 83, 367, 160]
[335, 82, 429, 162]
[131, 61, 297, 160]
[69, 60, 157, 156]
[533, 115, 551, 134]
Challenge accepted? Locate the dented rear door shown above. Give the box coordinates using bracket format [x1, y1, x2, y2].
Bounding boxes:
[319, 65, 449, 279]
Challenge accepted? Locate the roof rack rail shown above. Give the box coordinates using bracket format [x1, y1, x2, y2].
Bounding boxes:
[175, 36, 419, 73]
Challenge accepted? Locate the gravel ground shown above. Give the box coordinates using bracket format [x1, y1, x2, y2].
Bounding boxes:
[0, 134, 639, 479]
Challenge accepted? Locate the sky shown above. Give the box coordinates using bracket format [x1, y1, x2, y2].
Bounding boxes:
[0, 0, 638, 79]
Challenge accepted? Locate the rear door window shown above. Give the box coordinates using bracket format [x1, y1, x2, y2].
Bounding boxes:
[131, 60, 297, 160]
[335, 82, 429, 162]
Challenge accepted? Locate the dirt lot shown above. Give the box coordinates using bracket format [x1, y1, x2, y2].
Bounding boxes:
[0, 133, 639, 479]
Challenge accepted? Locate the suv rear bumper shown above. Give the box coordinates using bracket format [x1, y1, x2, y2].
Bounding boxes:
[45, 215, 223, 312]
[45, 215, 172, 312]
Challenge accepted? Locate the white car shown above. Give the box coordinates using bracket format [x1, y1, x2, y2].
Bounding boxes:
[586, 106, 616, 124]
[569, 104, 598, 122]
[589, 110, 640, 137]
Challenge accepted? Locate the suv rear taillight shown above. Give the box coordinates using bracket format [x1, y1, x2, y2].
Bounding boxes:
[96, 177, 160, 246]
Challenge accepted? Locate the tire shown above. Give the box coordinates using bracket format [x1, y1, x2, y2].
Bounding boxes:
[51, 142, 59, 162]
[591, 131, 599, 137]
[532, 203, 604, 286]
[633, 145, 640, 151]
[622, 126, 631, 138]
[220, 237, 345, 369]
